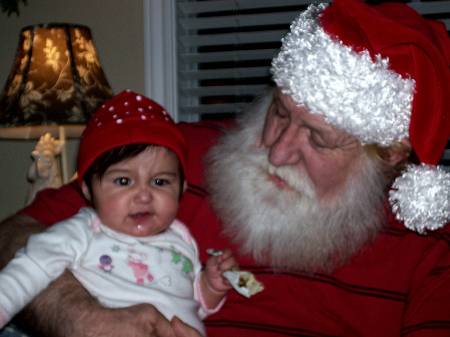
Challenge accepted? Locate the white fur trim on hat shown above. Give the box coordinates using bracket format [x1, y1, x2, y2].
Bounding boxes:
[271, 3, 415, 147]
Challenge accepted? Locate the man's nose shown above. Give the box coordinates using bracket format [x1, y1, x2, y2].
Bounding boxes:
[268, 125, 303, 167]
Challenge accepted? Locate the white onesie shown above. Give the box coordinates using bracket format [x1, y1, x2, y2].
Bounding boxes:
[0, 207, 220, 336]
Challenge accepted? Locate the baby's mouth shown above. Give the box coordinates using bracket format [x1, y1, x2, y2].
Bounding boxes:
[129, 212, 152, 223]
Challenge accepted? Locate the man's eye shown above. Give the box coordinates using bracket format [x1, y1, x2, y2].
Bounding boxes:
[310, 133, 329, 149]
[310, 138, 325, 149]
[114, 178, 130, 186]
[153, 179, 168, 186]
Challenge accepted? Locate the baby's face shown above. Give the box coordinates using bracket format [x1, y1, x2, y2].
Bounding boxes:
[84, 146, 184, 237]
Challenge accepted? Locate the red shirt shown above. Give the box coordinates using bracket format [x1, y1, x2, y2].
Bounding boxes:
[21, 121, 450, 336]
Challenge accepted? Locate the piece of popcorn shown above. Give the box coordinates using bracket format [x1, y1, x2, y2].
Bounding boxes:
[222, 270, 264, 298]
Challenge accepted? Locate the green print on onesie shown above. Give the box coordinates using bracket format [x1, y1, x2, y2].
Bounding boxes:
[171, 250, 193, 273]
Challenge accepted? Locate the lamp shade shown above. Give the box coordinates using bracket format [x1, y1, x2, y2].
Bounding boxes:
[0, 23, 114, 127]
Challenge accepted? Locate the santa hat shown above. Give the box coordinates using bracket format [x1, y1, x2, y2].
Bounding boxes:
[271, 0, 450, 233]
[77, 90, 188, 187]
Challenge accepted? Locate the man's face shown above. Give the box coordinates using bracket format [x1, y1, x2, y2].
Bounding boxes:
[206, 89, 388, 272]
[259, 92, 365, 204]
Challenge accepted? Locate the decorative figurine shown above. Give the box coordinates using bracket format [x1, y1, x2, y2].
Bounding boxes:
[25, 133, 63, 205]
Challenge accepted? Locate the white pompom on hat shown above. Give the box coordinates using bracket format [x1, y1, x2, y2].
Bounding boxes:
[271, 0, 450, 233]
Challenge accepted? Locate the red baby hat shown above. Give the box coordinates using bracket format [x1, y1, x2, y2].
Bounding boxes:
[271, 0, 450, 233]
[77, 90, 188, 186]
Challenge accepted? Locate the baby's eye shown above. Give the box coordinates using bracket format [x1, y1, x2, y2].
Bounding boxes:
[114, 178, 131, 186]
[153, 179, 168, 186]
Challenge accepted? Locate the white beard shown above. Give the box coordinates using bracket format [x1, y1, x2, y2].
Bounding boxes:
[205, 92, 390, 274]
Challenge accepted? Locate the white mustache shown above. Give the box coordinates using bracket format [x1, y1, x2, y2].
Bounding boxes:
[239, 148, 316, 199]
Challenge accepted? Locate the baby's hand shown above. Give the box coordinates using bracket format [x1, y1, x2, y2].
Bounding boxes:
[203, 248, 238, 293]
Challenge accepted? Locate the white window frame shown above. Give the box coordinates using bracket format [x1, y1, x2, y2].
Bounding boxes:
[143, 0, 178, 121]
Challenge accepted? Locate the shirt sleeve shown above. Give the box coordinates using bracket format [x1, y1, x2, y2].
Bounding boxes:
[0, 208, 93, 327]
[194, 272, 227, 319]
[401, 227, 450, 336]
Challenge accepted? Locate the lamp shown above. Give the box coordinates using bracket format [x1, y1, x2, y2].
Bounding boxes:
[0, 23, 113, 201]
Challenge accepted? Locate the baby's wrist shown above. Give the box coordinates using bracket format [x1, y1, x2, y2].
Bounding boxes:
[201, 272, 228, 295]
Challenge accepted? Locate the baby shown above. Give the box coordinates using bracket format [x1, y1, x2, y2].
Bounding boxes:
[0, 90, 238, 336]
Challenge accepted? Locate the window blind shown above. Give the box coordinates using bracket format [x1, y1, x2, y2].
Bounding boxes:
[176, 0, 312, 122]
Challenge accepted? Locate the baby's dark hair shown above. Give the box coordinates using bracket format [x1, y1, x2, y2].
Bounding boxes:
[83, 143, 184, 200]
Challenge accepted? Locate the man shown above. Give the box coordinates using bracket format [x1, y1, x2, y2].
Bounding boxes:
[1, 0, 450, 336]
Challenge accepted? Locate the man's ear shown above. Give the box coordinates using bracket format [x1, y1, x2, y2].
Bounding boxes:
[81, 180, 92, 202]
[387, 138, 412, 166]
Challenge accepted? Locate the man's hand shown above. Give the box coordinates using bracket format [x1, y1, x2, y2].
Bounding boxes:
[12, 270, 184, 337]
[0, 214, 46, 269]
[172, 316, 202, 337]
[74, 303, 179, 337]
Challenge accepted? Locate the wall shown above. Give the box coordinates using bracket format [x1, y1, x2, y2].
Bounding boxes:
[0, 0, 146, 220]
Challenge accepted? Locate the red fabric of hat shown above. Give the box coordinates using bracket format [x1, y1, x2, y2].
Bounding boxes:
[320, 0, 450, 165]
[77, 90, 188, 186]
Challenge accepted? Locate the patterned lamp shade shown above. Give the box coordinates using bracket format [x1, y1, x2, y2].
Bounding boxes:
[0, 23, 114, 128]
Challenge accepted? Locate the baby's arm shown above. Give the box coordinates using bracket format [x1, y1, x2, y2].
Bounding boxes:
[200, 248, 238, 310]
[0, 246, 57, 327]
[0, 211, 91, 328]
